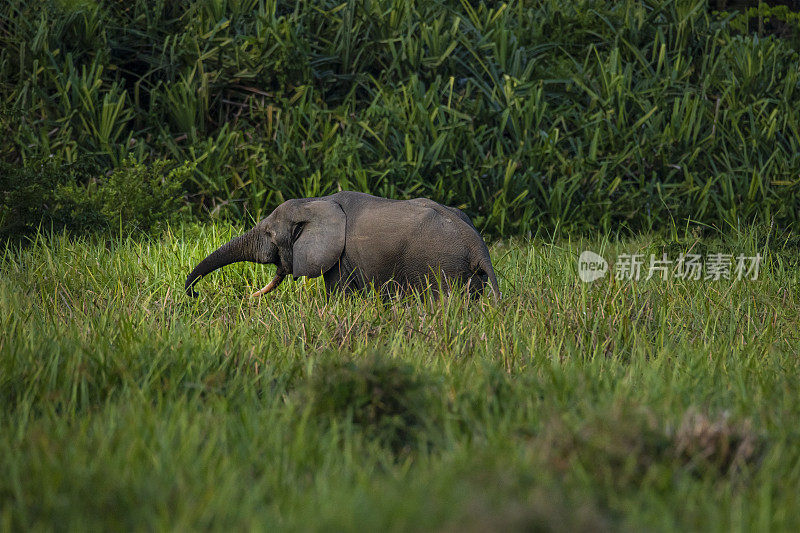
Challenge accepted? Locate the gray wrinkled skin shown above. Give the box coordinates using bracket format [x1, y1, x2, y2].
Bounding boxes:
[185, 191, 500, 300]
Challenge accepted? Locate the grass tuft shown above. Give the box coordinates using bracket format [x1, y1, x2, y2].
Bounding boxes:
[304, 353, 440, 455]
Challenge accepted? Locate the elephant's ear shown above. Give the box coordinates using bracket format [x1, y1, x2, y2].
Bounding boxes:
[291, 200, 346, 278]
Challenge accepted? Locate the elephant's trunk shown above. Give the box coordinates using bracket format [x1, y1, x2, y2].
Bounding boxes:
[185, 229, 269, 297]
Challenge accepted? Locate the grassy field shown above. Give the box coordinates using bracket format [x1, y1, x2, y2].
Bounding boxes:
[2, 223, 799, 530]
[3, 0, 799, 529]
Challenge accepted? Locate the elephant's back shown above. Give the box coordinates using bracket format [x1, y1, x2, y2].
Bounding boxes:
[345, 201, 474, 288]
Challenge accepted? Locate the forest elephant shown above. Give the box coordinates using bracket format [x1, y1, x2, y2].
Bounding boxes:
[185, 191, 500, 300]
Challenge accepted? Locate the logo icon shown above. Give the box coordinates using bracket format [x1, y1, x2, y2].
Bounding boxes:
[578, 250, 608, 282]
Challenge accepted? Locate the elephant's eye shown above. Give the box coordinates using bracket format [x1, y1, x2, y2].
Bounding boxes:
[291, 222, 305, 243]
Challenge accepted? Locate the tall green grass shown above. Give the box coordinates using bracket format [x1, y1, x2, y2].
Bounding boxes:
[1, 224, 799, 529]
[2, 0, 799, 235]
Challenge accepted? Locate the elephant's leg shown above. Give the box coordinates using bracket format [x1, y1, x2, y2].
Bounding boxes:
[433, 270, 487, 300]
[323, 260, 358, 295]
[378, 279, 407, 300]
[323, 269, 343, 293]
[467, 272, 489, 299]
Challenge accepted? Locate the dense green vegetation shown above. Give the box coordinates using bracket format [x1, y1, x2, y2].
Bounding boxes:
[1, 225, 799, 530]
[2, 0, 800, 236]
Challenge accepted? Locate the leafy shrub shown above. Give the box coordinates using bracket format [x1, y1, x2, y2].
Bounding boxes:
[0, 156, 191, 238]
[0, 157, 103, 237]
[725, 2, 800, 45]
[3, 0, 800, 235]
[90, 157, 192, 234]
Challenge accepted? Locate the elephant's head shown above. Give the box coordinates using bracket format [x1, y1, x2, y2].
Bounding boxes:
[185, 198, 345, 297]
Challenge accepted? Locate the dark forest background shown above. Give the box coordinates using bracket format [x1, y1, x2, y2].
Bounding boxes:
[2, 0, 800, 237]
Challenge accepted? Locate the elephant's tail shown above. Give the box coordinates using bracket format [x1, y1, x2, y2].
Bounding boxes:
[479, 254, 501, 301]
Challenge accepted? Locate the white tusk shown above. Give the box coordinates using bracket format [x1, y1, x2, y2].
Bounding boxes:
[250, 273, 285, 297]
